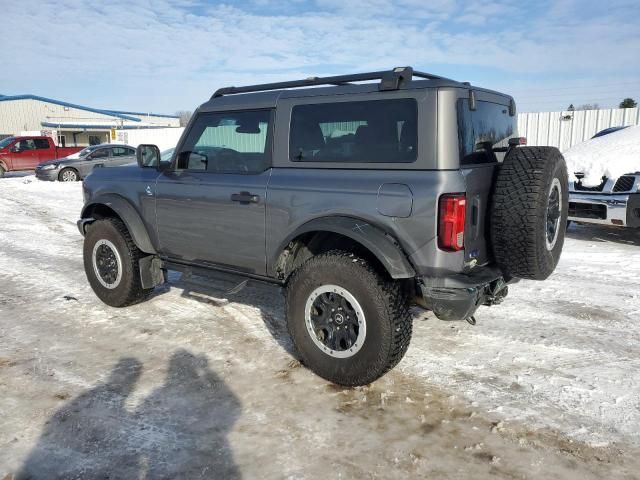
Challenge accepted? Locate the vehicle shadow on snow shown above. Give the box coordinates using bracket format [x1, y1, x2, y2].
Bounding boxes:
[567, 223, 640, 246]
[15, 350, 242, 479]
[167, 270, 297, 359]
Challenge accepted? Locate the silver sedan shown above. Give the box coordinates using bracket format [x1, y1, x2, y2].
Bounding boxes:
[35, 144, 136, 182]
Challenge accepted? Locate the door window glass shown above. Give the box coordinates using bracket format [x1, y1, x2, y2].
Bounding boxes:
[15, 139, 36, 151]
[176, 110, 272, 173]
[90, 149, 109, 159]
[112, 147, 132, 157]
[34, 138, 50, 149]
[289, 99, 417, 163]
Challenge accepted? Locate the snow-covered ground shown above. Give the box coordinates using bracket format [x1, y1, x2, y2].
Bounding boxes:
[564, 125, 640, 185]
[1, 174, 640, 478]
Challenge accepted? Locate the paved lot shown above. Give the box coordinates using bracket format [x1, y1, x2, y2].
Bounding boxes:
[1, 174, 640, 479]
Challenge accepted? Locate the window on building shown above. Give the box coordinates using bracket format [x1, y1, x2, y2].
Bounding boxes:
[33, 138, 50, 149]
[289, 99, 418, 163]
[89, 135, 102, 146]
[176, 110, 272, 173]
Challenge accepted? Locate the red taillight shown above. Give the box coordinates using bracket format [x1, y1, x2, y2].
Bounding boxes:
[438, 194, 466, 251]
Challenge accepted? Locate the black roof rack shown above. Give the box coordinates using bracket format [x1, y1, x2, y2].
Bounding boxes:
[211, 66, 461, 99]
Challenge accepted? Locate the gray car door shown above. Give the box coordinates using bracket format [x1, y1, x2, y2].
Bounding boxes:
[154, 109, 273, 275]
[79, 147, 111, 177]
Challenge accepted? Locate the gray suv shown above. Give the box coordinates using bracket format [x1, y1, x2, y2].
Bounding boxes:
[78, 67, 568, 386]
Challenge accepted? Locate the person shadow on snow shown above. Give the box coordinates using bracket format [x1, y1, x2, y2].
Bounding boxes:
[16, 350, 241, 479]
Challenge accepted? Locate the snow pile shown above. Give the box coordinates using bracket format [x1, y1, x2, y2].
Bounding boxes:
[563, 125, 640, 186]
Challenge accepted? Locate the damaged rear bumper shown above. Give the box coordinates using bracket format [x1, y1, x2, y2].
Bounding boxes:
[416, 267, 515, 321]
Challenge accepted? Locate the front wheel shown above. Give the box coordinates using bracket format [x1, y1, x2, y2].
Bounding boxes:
[83, 218, 153, 307]
[286, 251, 412, 386]
[59, 167, 79, 182]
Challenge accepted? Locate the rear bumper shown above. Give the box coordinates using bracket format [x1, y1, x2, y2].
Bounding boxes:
[417, 266, 513, 320]
[568, 192, 640, 227]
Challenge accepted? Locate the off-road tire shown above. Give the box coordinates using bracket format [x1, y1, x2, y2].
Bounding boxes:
[490, 146, 568, 280]
[286, 250, 412, 386]
[83, 218, 153, 307]
[58, 167, 79, 182]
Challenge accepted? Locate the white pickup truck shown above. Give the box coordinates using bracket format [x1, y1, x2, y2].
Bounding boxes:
[566, 126, 640, 228]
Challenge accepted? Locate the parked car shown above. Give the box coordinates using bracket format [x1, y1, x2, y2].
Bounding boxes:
[160, 147, 175, 163]
[566, 125, 640, 228]
[591, 126, 628, 139]
[0, 136, 82, 177]
[78, 67, 568, 386]
[35, 144, 136, 182]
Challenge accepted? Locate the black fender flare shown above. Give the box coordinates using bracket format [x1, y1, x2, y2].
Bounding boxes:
[80, 194, 156, 254]
[274, 216, 415, 279]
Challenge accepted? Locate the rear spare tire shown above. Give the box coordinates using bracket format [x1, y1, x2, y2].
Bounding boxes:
[490, 146, 568, 280]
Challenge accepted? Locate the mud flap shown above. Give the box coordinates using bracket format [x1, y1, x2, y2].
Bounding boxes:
[139, 256, 165, 289]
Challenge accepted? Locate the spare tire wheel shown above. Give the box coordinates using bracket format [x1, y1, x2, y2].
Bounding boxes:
[489, 146, 568, 280]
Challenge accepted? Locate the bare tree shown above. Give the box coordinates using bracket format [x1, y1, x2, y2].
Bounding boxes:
[175, 110, 193, 127]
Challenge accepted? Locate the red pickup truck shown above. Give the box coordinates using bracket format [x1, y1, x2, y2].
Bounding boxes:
[0, 136, 82, 176]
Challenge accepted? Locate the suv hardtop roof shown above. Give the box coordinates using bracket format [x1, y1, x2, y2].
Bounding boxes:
[201, 66, 512, 112]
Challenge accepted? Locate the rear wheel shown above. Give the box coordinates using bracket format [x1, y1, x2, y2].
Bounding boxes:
[83, 218, 153, 307]
[286, 251, 412, 386]
[0, 165, 5, 177]
[59, 167, 79, 182]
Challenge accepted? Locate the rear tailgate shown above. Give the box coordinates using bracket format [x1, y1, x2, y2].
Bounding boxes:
[454, 93, 516, 269]
[463, 164, 496, 267]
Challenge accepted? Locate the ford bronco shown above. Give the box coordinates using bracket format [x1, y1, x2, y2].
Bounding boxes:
[78, 67, 568, 386]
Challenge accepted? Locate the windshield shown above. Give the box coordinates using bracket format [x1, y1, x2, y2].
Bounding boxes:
[0, 137, 16, 149]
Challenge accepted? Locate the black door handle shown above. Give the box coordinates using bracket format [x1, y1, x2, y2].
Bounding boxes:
[231, 191, 259, 204]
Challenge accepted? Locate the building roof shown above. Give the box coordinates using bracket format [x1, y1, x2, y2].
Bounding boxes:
[0, 94, 179, 121]
[40, 122, 169, 130]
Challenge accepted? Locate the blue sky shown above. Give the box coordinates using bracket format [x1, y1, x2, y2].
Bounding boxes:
[2, 0, 639, 114]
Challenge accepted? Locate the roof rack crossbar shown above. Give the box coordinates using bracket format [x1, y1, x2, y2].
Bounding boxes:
[211, 66, 459, 99]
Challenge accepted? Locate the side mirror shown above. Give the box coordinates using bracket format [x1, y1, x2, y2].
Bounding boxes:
[10, 146, 19, 153]
[136, 144, 161, 168]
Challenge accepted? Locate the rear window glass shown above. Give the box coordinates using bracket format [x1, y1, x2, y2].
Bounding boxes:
[289, 99, 417, 163]
[457, 99, 516, 165]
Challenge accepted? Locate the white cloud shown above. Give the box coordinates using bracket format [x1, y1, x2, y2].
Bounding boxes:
[0, 0, 638, 112]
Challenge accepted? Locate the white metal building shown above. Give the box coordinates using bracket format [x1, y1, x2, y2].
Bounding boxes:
[0, 94, 180, 147]
[518, 107, 639, 152]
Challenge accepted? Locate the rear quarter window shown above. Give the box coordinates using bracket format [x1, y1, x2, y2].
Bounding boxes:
[289, 99, 417, 163]
[457, 99, 516, 165]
